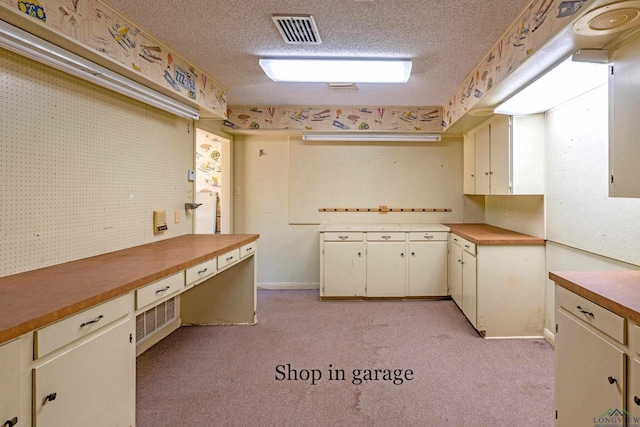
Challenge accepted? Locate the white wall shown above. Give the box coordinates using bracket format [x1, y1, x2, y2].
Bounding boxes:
[543, 82, 640, 333]
[485, 195, 544, 238]
[233, 134, 464, 287]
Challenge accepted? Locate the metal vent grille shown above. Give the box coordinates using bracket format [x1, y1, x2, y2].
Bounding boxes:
[135, 297, 177, 343]
[272, 15, 322, 44]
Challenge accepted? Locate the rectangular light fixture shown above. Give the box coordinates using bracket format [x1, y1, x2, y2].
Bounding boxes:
[259, 58, 412, 83]
[494, 54, 608, 115]
[0, 20, 200, 120]
[302, 133, 441, 142]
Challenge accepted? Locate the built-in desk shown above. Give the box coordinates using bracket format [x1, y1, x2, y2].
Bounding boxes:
[0, 233, 259, 427]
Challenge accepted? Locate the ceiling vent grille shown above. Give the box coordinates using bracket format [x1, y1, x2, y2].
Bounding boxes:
[574, 1, 640, 36]
[272, 15, 322, 44]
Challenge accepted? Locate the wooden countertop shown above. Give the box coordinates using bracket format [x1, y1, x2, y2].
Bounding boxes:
[550, 271, 640, 323]
[444, 223, 545, 245]
[0, 234, 259, 345]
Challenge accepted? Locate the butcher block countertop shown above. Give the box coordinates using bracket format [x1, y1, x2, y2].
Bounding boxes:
[0, 234, 259, 345]
[550, 271, 640, 323]
[445, 223, 545, 245]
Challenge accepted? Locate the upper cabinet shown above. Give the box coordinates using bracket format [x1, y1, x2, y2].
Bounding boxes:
[464, 114, 545, 196]
[609, 32, 640, 198]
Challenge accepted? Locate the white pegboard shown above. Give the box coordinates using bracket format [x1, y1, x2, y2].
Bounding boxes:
[0, 48, 193, 277]
[289, 139, 463, 224]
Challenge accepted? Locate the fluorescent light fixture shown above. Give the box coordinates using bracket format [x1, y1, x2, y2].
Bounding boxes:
[0, 20, 200, 120]
[494, 55, 608, 115]
[302, 133, 441, 142]
[259, 58, 412, 83]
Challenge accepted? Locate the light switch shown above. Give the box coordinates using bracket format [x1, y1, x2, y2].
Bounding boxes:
[174, 211, 180, 223]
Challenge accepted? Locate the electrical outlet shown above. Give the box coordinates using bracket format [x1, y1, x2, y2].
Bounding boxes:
[174, 211, 180, 223]
[187, 188, 193, 199]
[502, 208, 509, 218]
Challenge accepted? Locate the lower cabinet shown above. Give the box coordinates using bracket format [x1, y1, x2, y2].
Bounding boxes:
[554, 285, 627, 426]
[33, 319, 134, 427]
[320, 230, 448, 298]
[448, 232, 545, 337]
[0, 339, 21, 427]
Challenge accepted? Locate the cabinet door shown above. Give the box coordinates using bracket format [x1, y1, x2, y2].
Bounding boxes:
[366, 242, 406, 297]
[33, 319, 134, 427]
[322, 242, 365, 296]
[408, 241, 447, 296]
[0, 339, 21, 427]
[448, 242, 463, 308]
[489, 115, 511, 195]
[463, 132, 476, 194]
[629, 358, 640, 424]
[461, 252, 477, 328]
[555, 310, 625, 426]
[474, 124, 491, 195]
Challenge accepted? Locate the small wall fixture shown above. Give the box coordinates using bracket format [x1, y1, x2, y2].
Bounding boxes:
[302, 133, 441, 142]
[259, 58, 412, 83]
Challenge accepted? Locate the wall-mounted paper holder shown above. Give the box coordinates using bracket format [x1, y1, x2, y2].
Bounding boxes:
[185, 203, 203, 210]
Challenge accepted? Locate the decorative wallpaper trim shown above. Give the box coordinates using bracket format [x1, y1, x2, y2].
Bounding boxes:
[442, 0, 589, 129]
[0, 0, 227, 119]
[224, 106, 443, 132]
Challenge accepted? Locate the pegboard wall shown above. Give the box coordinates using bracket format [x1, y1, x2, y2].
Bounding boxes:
[0, 48, 194, 277]
[289, 139, 463, 224]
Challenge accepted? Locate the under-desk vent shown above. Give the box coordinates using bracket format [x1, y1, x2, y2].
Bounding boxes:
[136, 297, 176, 343]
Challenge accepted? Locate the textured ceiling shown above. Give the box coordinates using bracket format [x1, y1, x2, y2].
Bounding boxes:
[106, 0, 530, 106]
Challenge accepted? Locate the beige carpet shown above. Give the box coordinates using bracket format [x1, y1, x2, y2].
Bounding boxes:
[136, 290, 554, 426]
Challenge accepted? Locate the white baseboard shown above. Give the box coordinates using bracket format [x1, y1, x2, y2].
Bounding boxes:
[543, 327, 555, 347]
[258, 282, 320, 290]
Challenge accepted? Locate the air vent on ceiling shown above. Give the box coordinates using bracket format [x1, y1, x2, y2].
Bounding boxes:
[272, 14, 322, 44]
[574, 1, 640, 36]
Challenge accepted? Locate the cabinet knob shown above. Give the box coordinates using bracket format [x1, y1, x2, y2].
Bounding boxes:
[44, 392, 57, 403]
[485, 172, 489, 175]
[400, 253, 404, 257]
[635, 396, 640, 406]
[4, 417, 18, 427]
[357, 252, 361, 257]
[411, 252, 415, 256]
[608, 376, 617, 385]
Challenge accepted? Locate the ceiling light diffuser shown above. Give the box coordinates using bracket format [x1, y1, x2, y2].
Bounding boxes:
[494, 55, 608, 115]
[302, 133, 440, 142]
[259, 58, 412, 83]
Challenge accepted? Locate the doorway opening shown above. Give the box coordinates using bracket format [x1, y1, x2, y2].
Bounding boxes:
[194, 129, 231, 234]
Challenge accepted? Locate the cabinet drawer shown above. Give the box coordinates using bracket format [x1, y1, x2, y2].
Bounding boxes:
[557, 286, 625, 344]
[185, 258, 216, 286]
[409, 231, 448, 241]
[324, 232, 364, 242]
[367, 232, 405, 242]
[461, 239, 476, 255]
[218, 248, 240, 270]
[35, 293, 132, 359]
[240, 242, 256, 258]
[136, 272, 184, 310]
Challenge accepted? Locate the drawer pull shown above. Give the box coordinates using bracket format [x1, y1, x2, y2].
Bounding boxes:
[197, 268, 208, 274]
[246, 247, 252, 251]
[44, 392, 57, 403]
[577, 306, 594, 317]
[635, 396, 640, 406]
[4, 417, 18, 427]
[424, 235, 434, 239]
[338, 236, 349, 240]
[382, 235, 391, 240]
[453, 238, 458, 242]
[80, 315, 104, 328]
[155, 286, 171, 294]
[464, 244, 470, 249]
[608, 376, 617, 385]
[226, 256, 234, 262]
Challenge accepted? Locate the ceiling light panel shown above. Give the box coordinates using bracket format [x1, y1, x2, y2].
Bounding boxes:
[271, 15, 322, 45]
[259, 58, 412, 83]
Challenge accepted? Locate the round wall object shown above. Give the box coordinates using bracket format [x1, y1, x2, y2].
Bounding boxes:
[574, 1, 640, 36]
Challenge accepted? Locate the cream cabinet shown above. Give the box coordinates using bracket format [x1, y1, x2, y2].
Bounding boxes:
[464, 114, 545, 195]
[0, 339, 21, 427]
[366, 233, 406, 297]
[321, 233, 366, 297]
[448, 232, 545, 337]
[609, 31, 640, 198]
[33, 319, 134, 427]
[319, 227, 448, 298]
[555, 285, 627, 426]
